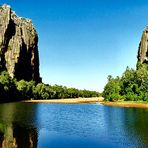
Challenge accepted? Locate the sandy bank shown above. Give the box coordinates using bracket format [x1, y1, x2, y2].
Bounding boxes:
[23, 98, 148, 109]
[23, 97, 104, 104]
[101, 101, 148, 109]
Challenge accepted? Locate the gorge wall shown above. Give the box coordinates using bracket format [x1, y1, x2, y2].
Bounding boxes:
[0, 4, 41, 82]
[137, 27, 148, 65]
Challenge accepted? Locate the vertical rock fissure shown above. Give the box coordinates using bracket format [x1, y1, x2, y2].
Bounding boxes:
[0, 4, 41, 82]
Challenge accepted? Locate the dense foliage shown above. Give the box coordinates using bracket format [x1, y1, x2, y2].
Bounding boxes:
[0, 71, 100, 101]
[103, 64, 148, 101]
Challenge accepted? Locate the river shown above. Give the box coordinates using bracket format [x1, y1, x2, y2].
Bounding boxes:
[0, 102, 148, 148]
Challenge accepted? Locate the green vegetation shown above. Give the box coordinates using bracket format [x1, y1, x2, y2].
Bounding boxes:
[0, 6, 3, 10]
[0, 71, 18, 102]
[0, 71, 100, 102]
[21, 17, 26, 21]
[103, 64, 148, 102]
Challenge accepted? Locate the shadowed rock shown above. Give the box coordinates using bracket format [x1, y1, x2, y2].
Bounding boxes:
[137, 27, 148, 65]
[0, 4, 41, 82]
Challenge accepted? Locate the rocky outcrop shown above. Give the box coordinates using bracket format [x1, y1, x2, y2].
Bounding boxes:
[137, 27, 148, 65]
[0, 4, 41, 82]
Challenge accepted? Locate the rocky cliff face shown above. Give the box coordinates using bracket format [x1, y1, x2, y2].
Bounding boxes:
[0, 4, 41, 82]
[137, 27, 148, 65]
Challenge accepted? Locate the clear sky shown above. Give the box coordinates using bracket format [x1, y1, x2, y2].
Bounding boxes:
[1, 0, 148, 92]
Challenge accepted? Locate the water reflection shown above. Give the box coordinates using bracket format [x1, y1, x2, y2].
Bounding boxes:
[0, 103, 148, 148]
[0, 103, 38, 148]
[102, 106, 148, 147]
[0, 124, 37, 148]
[123, 108, 148, 147]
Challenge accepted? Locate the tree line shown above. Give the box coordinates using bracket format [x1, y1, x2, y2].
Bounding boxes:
[0, 71, 100, 102]
[103, 63, 148, 102]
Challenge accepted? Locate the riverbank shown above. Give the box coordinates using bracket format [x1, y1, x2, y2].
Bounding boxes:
[101, 101, 148, 109]
[23, 99, 148, 109]
[23, 97, 104, 104]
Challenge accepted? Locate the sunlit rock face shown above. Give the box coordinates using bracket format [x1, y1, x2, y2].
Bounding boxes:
[137, 27, 148, 65]
[0, 4, 41, 82]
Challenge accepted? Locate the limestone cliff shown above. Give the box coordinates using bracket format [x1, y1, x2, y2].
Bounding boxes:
[0, 4, 41, 82]
[137, 27, 148, 65]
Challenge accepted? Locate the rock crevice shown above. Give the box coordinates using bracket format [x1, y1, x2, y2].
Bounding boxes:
[0, 4, 41, 82]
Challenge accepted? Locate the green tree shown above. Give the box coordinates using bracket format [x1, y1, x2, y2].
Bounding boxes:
[103, 75, 122, 101]
[16, 80, 35, 99]
[0, 71, 17, 101]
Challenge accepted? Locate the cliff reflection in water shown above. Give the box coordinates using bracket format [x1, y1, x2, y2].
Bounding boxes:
[0, 124, 37, 148]
[0, 103, 38, 148]
[0, 103, 148, 148]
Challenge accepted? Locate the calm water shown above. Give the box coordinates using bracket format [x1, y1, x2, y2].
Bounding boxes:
[0, 102, 148, 148]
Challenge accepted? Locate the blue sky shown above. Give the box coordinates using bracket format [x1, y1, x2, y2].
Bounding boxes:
[1, 0, 148, 91]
